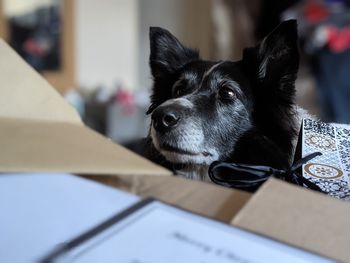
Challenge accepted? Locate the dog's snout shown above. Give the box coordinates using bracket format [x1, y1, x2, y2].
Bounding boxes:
[152, 107, 181, 132]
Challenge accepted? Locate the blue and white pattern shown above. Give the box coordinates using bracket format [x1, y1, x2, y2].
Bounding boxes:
[301, 119, 350, 200]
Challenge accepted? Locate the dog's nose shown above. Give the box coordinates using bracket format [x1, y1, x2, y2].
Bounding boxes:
[152, 108, 181, 132]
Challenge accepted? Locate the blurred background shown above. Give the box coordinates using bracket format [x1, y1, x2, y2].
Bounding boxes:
[0, 0, 349, 147]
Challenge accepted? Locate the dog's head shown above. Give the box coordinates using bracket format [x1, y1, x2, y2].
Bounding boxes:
[147, 20, 299, 166]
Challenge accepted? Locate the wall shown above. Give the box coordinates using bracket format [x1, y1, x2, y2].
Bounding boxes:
[75, 0, 212, 92]
[138, 0, 212, 90]
[75, 0, 138, 91]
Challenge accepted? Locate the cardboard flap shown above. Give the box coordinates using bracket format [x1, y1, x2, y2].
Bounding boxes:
[232, 178, 350, 262]
[86, 174, 252, 222]
[0, 39, 81, 124]
[0, 118, 170, 176]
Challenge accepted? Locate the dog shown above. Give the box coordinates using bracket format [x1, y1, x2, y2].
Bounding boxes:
[139, 19, 307, 183]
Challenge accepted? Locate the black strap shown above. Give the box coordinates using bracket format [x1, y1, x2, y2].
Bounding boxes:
[208, 152, 323, 192]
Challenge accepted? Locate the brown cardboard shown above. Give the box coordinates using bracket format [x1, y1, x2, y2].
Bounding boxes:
[0, 38, 170, 177]
[0, 117, 169, 176]
[232, 178, 350, 262]
[0, 39, 81, 124]
[84, 174, 252, 222]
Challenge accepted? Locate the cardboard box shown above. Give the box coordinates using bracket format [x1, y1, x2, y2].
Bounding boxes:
[1, 39, 350, 262]
[232, 178, 350, 262]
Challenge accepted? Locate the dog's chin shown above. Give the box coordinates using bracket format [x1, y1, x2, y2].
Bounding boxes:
[159, 149, 214, 165]
[152, 140, 217, 165]
[150, 126, 218, 165]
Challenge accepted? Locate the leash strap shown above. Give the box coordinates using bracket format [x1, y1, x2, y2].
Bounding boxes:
[208, 152, 323, 192]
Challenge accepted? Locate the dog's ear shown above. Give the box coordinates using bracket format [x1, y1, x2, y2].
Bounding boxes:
[149, 27, 199, 78]
[243, 20, 299, 89]
[242, 20, 299, 156]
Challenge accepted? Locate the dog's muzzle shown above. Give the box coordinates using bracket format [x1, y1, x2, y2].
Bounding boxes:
[151, 105, 183, 133]
[150, 99, 219, 165]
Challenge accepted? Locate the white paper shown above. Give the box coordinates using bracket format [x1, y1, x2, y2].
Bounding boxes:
[0, 173, 139, 263]
[56, 201, 335, 263]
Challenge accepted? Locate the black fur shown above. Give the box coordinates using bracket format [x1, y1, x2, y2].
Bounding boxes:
[147, 27, 199, 114]
[233, 20, 299, 168]
[143, 20, 300, 178]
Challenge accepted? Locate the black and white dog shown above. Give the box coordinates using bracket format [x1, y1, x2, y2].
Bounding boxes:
[142, 20, 306, 181]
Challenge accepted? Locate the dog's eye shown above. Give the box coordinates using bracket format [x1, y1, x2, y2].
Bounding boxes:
[173, 85, 188, 97]
[219, 86, 236, 100]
